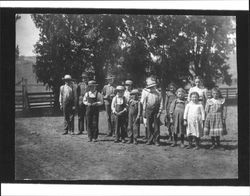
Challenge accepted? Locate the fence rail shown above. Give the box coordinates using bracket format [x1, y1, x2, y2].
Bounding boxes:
[15, 81, 237, 112]
[15, 78, 54, 111]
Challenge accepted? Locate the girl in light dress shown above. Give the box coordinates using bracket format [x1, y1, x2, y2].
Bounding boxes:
[184, 91, 205, 150]
[204, 87, 227, 149]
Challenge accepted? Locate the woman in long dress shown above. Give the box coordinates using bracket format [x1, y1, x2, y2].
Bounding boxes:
[188, 76, 207, 107]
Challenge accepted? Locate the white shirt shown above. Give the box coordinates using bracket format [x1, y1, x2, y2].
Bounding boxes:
[111, 95, 127, 113]
[83, 91, 103, 106]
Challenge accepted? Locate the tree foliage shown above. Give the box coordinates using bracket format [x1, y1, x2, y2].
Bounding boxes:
[15, 14, 21, 60]
[32, 14, 235, 107]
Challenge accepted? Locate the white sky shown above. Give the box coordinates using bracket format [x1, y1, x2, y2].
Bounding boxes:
[16, 14, 40, 56]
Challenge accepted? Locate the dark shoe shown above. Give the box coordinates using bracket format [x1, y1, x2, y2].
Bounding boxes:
[210, 145, 216, 150]
[62, 131, 68, 135]
[193, 146, 200, 150]
[127, 140, 133, 144]
[76, 132, 82, 135]
[186, 145, 192, 149]
[171, 143, 177, 147]
[146, 141, 151, 145]
[93, 139, 97, 142]
[107, 133, 112, 137]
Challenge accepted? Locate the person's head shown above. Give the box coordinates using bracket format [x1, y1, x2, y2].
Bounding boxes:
[116, 86, 125, 97]
[130, 89, 140, 100]
[190, 91, 199, 103]
[125, 80, 133, 91]
[106, 75, 115, 85]
[146, 78, 157, 92]
[81, 72, 89, 83]
[194, 76, 202, 88]
[168, 83, 177, 93]
[88, 80, 98, 92]
[62, 74, 73, 85]
[176, 88, 186, 99]
[211, 87, 222, 99]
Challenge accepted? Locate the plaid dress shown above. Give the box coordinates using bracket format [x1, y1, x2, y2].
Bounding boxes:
[204, 98, 226, 136]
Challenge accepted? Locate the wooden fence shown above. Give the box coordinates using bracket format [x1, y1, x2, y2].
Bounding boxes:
[15, 78, 54, 112]
[15, 81, 237, 112]
[206, 88, 238, 99]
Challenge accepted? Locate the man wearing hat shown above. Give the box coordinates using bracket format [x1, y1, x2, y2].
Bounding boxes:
[143, 77, 163, 146]
[59, 74, 76, 135]
[124, 80, 133, 102]
[140, 77, 154, 140]
[102, 75, 116, 136]
[111, 85, 128, 143]
[83, 80, 103, 142]
[76, 72, 89, 135]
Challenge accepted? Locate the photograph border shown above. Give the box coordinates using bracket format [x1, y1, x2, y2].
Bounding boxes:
[1, 7, 249, 186]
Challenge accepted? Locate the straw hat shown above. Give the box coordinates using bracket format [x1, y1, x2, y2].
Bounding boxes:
[88, 80, 98, 86]
[116, 85, 125, 91]
[130, 89, 140, 95]
[146, 78, 157, 88]
[81, 72, 89, 78]
[106, 74, 115, 80]
[125, 80, 133, 86]
[62, 74, 73, 81]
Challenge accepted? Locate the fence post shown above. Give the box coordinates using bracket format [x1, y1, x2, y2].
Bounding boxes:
[21, 78, 25, 110]
[50, 93, 52, 108]
[23, 79, 30, 111]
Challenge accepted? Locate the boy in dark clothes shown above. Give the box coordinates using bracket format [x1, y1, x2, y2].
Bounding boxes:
[127, 89, 142, 145]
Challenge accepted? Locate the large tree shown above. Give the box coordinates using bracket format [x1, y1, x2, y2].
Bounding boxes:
[32, 14, 235, 108]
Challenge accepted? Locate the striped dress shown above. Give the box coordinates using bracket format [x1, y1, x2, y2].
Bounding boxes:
[204, 98, 226, 136]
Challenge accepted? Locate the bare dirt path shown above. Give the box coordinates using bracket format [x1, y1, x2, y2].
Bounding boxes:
[15, 106, 238, 180]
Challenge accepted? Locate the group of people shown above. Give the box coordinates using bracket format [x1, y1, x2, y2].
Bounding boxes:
[59, 73, 227, 150]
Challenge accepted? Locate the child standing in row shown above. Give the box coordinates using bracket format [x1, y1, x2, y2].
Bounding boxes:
[83, 80, 103, 142]
[204, 87, 227, 149]
[127, 89, 142, 145]
[184, 91, 205, 150]
[169, 88, 186, 148]
[112, 86, 128, 143]
[164, 83, 177, 142]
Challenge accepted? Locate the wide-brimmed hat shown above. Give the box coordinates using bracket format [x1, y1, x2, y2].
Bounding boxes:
[88, 80, 98, 86]
[81, 72, 89, 78]
[116, 85, 125, 91]
[106, 75, 115, 80]
[130, 89, 140, 95]
[125, 80, 133, 86]
[62, 74, 73, 81]
[146, 77, 157, 88]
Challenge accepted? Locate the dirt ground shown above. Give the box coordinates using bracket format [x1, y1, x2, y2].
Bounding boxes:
[15, 106, 238, 180]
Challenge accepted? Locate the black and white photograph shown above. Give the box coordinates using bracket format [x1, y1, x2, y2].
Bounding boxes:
[14, 12, 240, 181]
